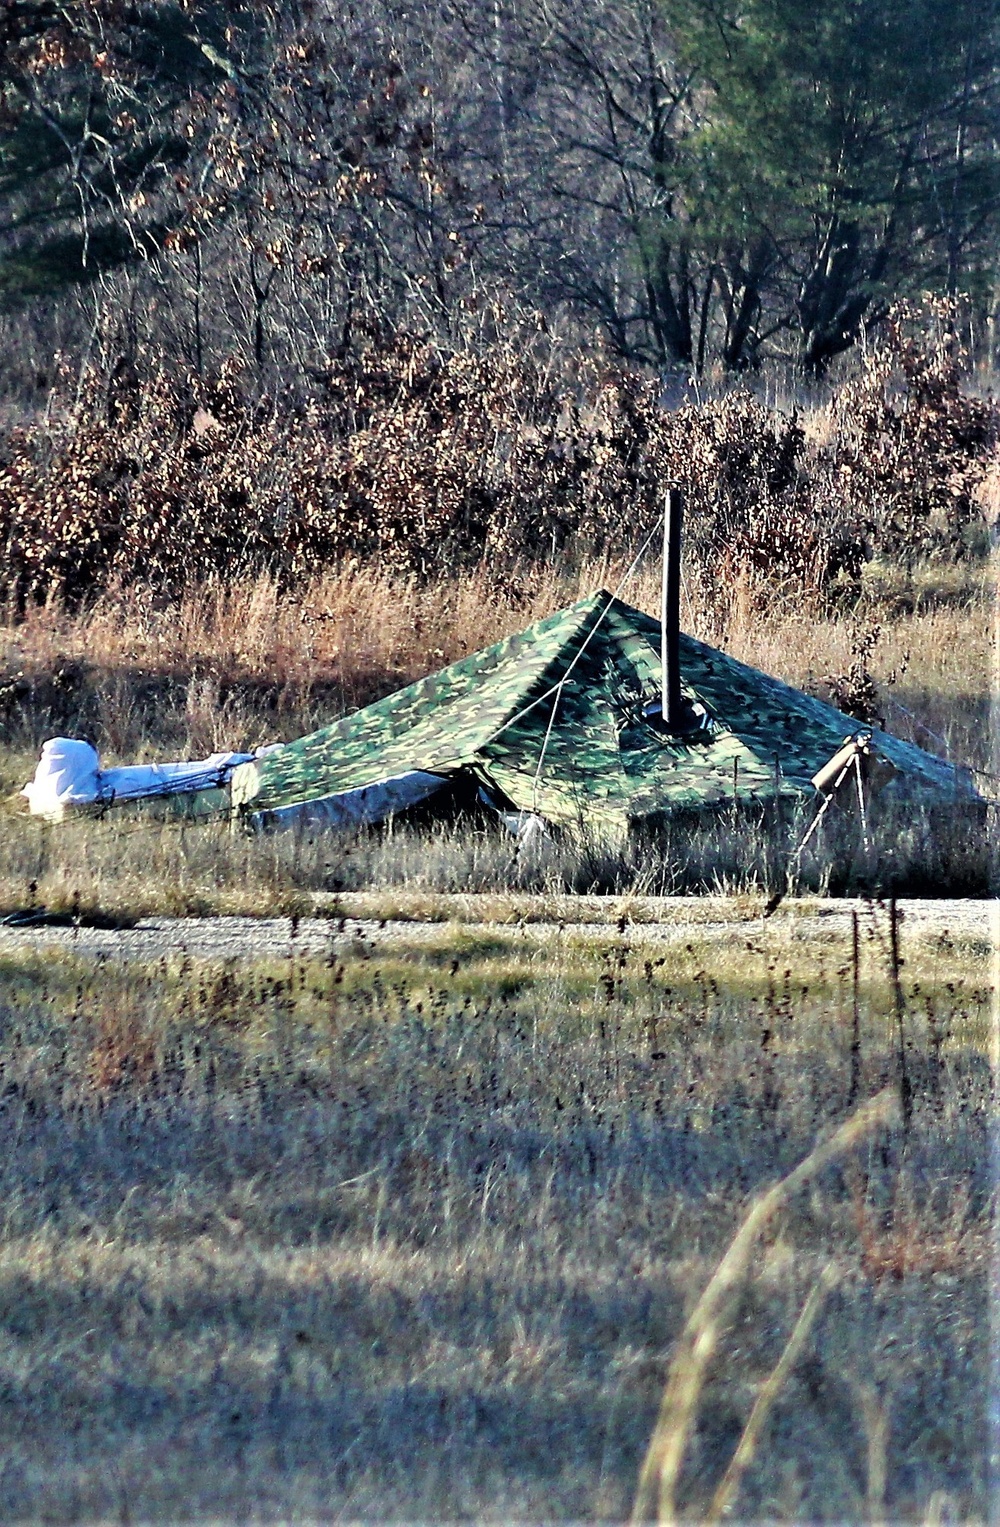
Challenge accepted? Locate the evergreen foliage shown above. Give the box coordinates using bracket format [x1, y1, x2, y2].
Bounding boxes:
[669, 0, 1000, 369]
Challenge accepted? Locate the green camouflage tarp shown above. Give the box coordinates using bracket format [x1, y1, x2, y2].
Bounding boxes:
[230, 591, 970, 830]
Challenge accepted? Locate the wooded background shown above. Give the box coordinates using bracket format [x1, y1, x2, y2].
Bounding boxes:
[1, 0, 998, 394]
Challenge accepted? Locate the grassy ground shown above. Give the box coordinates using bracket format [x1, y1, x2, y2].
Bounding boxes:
[0, 784, 993, 920]
[0, 909, 992, 1521]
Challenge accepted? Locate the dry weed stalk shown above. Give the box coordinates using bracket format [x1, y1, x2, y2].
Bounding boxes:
[703, 1260, 839, 1523]
[852, 1379, 891, 1527]
[629, 1087, 901, 1525]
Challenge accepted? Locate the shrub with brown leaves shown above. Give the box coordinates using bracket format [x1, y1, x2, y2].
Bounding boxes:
[0, 305, 993, 610]
[826, 299, 997, 565]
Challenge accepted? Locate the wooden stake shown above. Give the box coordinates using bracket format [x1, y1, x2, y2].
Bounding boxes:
[888, 898, 912, 1131]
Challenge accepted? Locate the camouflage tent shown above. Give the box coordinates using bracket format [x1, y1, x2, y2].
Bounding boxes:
[230, 591, 970, 832]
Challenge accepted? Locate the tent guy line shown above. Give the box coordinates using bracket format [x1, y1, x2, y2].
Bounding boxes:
[527, 505, 683, 816]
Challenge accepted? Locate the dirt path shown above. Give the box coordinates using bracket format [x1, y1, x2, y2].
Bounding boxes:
[0, 897, 994, 964]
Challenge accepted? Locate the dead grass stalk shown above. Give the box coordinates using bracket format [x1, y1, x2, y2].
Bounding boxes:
[703, 1262, 839, 1524]
[630, 1088, 901, 1525]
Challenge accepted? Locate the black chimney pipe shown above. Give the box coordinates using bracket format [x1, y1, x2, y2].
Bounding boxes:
[661, 487, 683, 730]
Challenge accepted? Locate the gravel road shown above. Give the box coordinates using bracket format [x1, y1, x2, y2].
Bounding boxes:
[0, 898, 994, 964]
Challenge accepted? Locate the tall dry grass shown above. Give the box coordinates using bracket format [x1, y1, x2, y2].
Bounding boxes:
[631, 1090, 901, 1524]
[0, 784, 991, 917]
[1, 554, 992, 768]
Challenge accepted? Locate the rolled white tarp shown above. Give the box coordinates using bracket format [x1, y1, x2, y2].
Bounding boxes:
[21, 737, 254, 822]
[21, 738, 101, 817]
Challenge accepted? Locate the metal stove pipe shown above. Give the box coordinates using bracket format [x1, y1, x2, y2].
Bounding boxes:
[661, 487, 683, 730]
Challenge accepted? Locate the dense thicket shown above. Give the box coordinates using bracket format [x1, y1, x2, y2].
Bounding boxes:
[0, 4, 996, 608]
[1, 304, 993, 605]
[0, 0, 998, 381]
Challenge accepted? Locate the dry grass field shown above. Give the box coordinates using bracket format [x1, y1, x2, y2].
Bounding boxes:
[0, 905, 993, 1521]
[1, 555, 993, 767]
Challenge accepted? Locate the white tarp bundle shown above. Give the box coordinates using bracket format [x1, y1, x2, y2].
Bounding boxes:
[22, 737, 254, 822]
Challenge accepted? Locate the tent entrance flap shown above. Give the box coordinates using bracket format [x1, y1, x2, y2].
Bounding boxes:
[247, 770, 450, 832]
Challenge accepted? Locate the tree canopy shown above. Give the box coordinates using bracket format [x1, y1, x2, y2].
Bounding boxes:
[669, 0, 1000, 368]
[0, 0, 996, 375]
